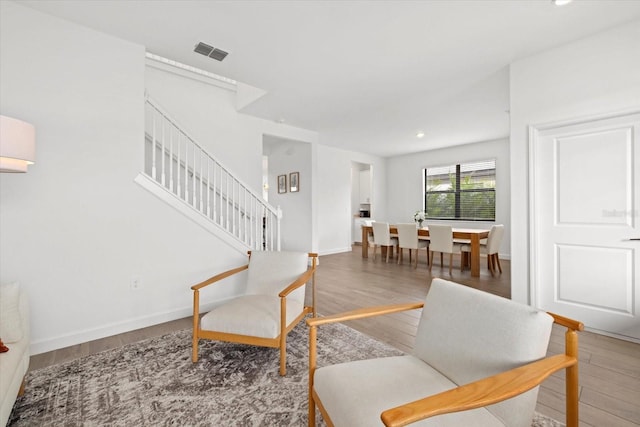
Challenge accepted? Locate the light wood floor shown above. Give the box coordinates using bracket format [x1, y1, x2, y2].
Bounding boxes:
[30, 246, 640, 426]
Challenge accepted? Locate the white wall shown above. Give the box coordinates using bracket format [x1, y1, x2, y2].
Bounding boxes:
[510, 20, 640, 304]
[316, 144, 386, 255]
[387, 138, 511, 256]
[0, 2, 318, 354]
[266, 139, 313, 252]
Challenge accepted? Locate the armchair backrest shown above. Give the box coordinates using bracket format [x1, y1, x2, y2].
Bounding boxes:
[371, 222, 393, 246]
[427, 224, 453, 253]
[246, 251, 310, 303]
[486, 224, 505, 255]
[414, 279, 553, 427]
[396, 223, 419, 249]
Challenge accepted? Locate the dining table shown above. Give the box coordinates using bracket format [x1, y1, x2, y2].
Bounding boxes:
[361, 225, 490, 277]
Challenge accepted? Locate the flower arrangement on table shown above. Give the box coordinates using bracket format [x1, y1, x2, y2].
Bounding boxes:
[414, 210, 427, 227]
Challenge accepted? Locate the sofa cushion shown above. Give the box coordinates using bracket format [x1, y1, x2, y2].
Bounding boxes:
[0, 286, 30, 427]
[314, 354, 503, 426]
[0, 282, 23, 343]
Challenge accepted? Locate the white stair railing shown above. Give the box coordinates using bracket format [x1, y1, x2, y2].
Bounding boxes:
[143, 95, 281, 251]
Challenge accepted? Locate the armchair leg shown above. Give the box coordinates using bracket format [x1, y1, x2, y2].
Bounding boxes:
[192, 290, 200, 363]
[18, 376, 26, 396]
[192, 334, 199, 363]
[566, 329, 580, 427]
[309, 326, 317, 427]
[280, 335, 287, 376]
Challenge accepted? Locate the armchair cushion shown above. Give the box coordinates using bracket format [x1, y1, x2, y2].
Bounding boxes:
[246, 251, 309, 303]
[311, 279, 556, 427]
[201, 295, 304, 339]
[314, 355, 503, 427]
[413, 279, 553, 426]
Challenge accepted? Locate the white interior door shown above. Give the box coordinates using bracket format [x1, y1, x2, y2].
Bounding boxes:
[531, 111, 640, 342]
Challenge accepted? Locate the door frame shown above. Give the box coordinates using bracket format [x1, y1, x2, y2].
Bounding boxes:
[528, 108, 640, 342]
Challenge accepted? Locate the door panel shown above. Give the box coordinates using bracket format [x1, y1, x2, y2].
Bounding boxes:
[531, 111, 640, 341]
[556, 129, 632, 226]
[557, 244, 632, 314]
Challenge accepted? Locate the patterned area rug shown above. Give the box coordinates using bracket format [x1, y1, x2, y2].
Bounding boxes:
[9, 320, 564, 426]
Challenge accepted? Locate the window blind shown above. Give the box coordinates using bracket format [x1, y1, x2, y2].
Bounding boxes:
[424, 159, 496, 221]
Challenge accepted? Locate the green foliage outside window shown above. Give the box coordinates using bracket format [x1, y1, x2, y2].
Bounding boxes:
[424, 160, 495, 221]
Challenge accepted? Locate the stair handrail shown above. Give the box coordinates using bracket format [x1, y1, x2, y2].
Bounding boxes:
[144, 93, 282, 250]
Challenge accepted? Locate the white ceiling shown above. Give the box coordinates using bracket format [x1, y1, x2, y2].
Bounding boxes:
[18, 0, 640, 157]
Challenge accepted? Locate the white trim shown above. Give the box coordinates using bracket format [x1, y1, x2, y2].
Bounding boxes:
[30, 299, 229, 355]
[319, 247, 353, 256]
[528, 124, 538, 307]
[145, 52, 237, 91]
[134, 173, 250, 254]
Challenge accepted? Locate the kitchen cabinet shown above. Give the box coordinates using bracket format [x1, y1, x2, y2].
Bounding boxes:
[353, 218, 373, 243]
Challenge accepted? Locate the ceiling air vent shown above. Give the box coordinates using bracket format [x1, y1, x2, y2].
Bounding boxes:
[194, 42, 229, 62]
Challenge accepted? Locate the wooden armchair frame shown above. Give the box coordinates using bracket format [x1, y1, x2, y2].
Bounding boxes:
[192, 251, 318, 376]
[307, 303, 583, 427]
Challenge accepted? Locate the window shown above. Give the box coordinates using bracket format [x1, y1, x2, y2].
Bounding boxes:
[423, 159, 495, 221]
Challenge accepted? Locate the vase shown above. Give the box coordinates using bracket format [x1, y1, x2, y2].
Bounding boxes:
[417, 220, 423, 228]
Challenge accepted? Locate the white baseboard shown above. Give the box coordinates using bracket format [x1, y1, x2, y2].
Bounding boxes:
[30, 299, 225, 355]
[318, 247, 352, 256]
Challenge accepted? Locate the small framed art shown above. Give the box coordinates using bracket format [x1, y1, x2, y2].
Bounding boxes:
[278, 174, 287, 194]
[289, 172, 299, 192]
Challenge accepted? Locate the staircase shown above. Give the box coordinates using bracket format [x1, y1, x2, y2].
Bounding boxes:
[136, 95, 281, 252]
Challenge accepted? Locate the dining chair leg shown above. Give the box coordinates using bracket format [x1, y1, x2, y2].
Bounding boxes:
[440, 253, 444, 268]
[449, 253, 453, 275]
[488, 254, 495, 277]
[496, 255, 502, 273]
[429, 252, 434, 272]
[397, 248, 402, 265]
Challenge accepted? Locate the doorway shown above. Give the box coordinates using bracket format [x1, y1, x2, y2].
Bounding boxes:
[351, 162, 372, 244]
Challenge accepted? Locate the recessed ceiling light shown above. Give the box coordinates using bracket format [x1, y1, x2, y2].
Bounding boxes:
[552, 0, 573, 6]
[416, 131, 425, 138]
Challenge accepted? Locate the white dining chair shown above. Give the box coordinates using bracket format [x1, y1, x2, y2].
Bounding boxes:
[371, 221, 399, 263]
[396, 223, 429, 268]
[428, 224, 463, 275]
[461, 224, 505, 276]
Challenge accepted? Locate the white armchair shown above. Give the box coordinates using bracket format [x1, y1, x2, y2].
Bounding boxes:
[191, 250, 317, 376]
[307, 278, 583, 426]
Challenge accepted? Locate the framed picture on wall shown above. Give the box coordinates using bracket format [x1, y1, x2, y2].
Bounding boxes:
[289, 172, 299, 192]
[278, 174, 287, 193]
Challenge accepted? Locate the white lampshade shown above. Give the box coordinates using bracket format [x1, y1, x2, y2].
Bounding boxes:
[0, 115, 36, 173]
